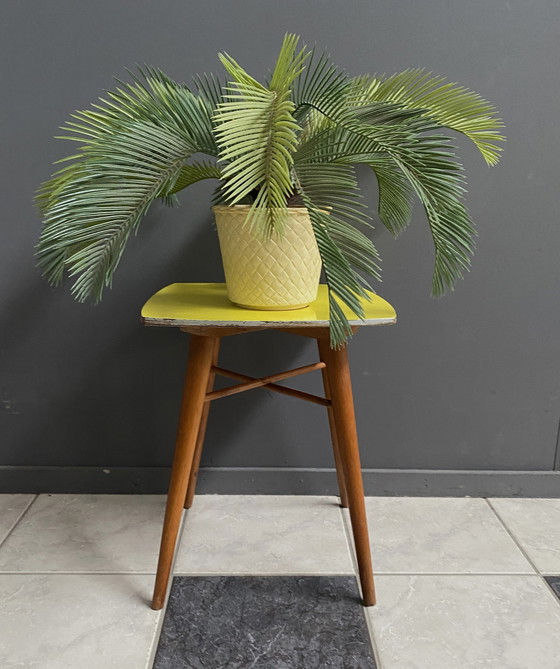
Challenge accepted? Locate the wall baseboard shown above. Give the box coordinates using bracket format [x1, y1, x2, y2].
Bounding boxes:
[0, 466, 559, 497]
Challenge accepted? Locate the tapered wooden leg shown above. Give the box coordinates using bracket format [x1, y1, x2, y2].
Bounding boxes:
[317, 339, 349, 508]
[320, 339, 376, 607]
[184, 337, 221, 509]
[151, 334, 217, 610]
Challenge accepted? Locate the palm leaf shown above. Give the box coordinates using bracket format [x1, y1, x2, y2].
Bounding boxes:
[351, 69, 505, 165]
[37, 68, 222, 299]
[106, 67, 219, 156]
[37, 120, 194, 300]
[292, 48, 350, 126]
[296, 92, 477, 296]
[371, 120, 475, 295]
[362, 120, 475, 295]
[293, 155, 381, 347]
[300, 200, 368, 348]
[193, 72, 226, 111]
[214, 34, 306, 233]
[164, 160, 223, 196]
[295, 123, 413, 233]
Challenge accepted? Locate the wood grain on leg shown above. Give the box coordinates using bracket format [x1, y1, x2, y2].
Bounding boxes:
[184, 337, 221, 509]
[317, 339, 349, 508]
[151, 334, 218, 610]
[321, 341, 376, 606]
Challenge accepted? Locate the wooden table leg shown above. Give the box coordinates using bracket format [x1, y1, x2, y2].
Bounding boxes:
[184, 337, 221, 509]
[151, 334, 218, 610]
[320, 340, 376, 607]
[317, 339, 349, 508]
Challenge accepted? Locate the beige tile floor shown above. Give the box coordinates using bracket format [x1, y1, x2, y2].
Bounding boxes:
[0, 493, 559, 668]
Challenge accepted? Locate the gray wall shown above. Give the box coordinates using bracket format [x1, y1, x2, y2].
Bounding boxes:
[1, 0, 559, 495]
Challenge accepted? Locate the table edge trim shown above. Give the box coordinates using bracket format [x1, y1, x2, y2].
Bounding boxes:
[141, 316, 397, 328]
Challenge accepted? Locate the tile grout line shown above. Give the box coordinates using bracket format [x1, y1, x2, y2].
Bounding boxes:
[485, 498, 560, 609]
[0, 571, 163, 576]
[0, 570, 542, 576]
[339, 504, 360, 576]
[361, 591, 384, 669]
[0, 494, 38, 552]
[353, 571, 542, 577]
[485, 499, 540, 573]
[364, 604, 384, 669]
[338, 503, 383, 668]
[145, 611, 164, 669]
[146, 509, 189, 669]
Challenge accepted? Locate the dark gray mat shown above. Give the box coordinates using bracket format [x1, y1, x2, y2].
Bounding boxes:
[153, 575, 376, 668]
[545, 576, 560, 601]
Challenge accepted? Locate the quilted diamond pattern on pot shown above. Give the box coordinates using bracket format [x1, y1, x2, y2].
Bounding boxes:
[214, 206, 322, 309]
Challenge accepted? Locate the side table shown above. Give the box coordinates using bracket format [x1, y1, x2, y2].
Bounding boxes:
[141, 283, 396, 609]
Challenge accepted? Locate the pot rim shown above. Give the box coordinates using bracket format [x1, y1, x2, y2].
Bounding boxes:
[212, 204, 309, 212]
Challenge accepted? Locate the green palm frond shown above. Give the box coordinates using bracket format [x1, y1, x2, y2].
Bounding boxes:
[351, 69, 505, 165]
[293, 154, 381, 346]
[361, 119, 474, 295]
[36, 159, 86, 216]
[292, 48, 350, 124]
[367, 120, 475, 296]
[213, 34, 307, 233]
[37, 69, 222, 300]
[294, 121, 414, 234]
[103, 67, 219, 156]
[165, 160, 223, 196]
[37, 121, 194, 301]
[296, 92, 478, 299]
[193, 72, 227, 112]
[268, 33, 309, 96]
[302, 202, 367, 346]
[366, 156, 413, 234]
[159, 160, 223, 207]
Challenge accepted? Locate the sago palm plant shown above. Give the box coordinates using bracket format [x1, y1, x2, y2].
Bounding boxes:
[36, 34, 504, 346]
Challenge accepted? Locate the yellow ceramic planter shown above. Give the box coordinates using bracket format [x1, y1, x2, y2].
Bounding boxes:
[214, 205, 322, 310]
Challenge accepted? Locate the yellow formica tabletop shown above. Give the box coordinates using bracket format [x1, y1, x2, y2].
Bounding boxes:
[141, 283, 396, 328]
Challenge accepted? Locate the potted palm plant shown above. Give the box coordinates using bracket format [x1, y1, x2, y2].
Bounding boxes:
[36, 34, 503, 346]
